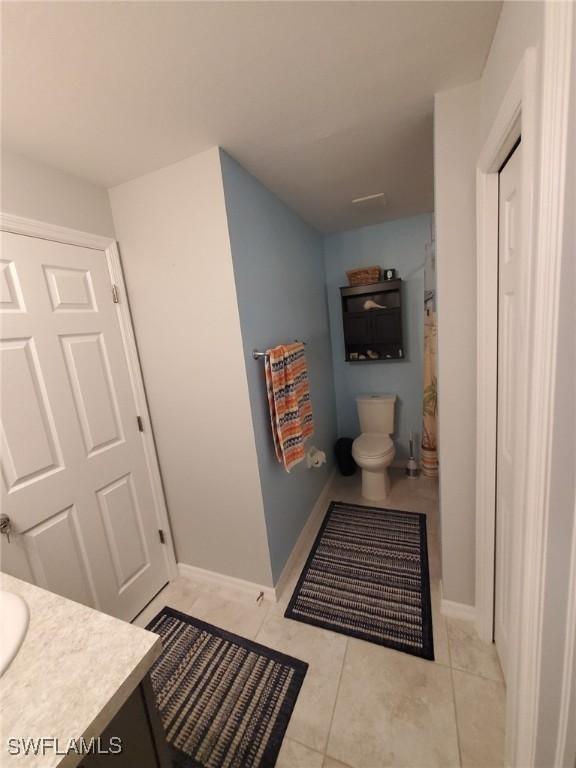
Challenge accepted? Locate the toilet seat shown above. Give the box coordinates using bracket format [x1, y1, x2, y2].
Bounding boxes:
[353, 433, 394, 458]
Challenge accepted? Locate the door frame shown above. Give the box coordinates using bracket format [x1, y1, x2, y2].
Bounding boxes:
[475, 45, 540, 767]
[0, 212, 178, 584]
[475, 48, 537, 645]
[475, 2, 574, 764]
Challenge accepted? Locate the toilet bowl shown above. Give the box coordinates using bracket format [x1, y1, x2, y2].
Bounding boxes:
[353, 394, 397, 501]
[352, 433, 395, 501]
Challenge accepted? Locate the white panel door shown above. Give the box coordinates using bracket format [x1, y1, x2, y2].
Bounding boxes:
[0, 232, 169, 620]
[495, 142, 522, 678]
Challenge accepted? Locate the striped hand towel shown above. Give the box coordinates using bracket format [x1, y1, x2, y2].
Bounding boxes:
[264, 342, 314, 472]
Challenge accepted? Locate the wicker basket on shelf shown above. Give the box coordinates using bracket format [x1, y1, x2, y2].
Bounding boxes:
[346, 266, 381, 286]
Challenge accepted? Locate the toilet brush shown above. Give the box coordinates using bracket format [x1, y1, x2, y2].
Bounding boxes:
[406, 432, 419, 478]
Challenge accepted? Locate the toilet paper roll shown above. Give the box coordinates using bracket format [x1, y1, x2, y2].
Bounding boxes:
[306, 447, 327, 469]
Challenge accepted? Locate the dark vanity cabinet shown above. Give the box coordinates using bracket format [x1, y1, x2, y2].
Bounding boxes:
[340, 280, 404, 362]
[80, 677, 170, 768]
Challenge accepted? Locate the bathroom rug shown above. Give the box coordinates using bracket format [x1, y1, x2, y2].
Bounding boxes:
[285, 501, 434, 660]
[146, 607, 307, 768]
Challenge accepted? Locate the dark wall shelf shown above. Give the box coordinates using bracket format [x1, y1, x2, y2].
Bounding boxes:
[340, 280, 404, 362]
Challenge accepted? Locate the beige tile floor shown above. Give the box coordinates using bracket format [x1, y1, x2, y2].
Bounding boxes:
[134, 469, 505, 768]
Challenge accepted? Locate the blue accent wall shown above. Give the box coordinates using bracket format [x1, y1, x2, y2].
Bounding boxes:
[220, 150, 337, 583]
[323, 214, 433, 460]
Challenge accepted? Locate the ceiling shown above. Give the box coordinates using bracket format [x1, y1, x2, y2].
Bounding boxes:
[1, 1, 501, 233]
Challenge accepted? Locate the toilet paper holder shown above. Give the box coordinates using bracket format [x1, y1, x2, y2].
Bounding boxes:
[306, 446, 326, 469]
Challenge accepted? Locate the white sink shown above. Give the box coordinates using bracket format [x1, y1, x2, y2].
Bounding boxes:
[0, 590, 29, 676]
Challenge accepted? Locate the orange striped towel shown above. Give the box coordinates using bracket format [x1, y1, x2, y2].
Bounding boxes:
[264, 342, 314, 472]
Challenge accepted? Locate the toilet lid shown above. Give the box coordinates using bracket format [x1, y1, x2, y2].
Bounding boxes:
[353, 433, 393, 458]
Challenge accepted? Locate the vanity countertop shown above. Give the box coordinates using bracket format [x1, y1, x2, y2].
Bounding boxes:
[0, 573, 162, 767]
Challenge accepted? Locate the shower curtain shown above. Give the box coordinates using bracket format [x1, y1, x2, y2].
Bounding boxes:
[422, 236, 438, 478]
[422, 309, 438, 477]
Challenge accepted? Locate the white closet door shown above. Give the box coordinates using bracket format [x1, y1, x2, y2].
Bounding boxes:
[495, 142, 522, 678]
[1, 232, 168, 620]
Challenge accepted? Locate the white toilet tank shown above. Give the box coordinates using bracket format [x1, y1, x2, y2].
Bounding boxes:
[356, 394, 396, 434]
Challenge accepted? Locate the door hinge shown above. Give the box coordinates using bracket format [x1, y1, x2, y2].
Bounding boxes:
[112, 284, 120, 303]
[137, 415, 144, 432]
[158, 529, 166, 544]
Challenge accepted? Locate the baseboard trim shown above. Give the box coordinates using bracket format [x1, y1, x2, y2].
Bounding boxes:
[439, 581, 477, 622]
[177, 468, 336, 605]
[177, 562, 276, 602]
[273, 468, 336, 601]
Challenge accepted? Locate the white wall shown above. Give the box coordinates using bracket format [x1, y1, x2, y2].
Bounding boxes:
[109, 148, 273, 587]
[434, 82, 480, 606]
[479, 1, 543, 144]
[434, 1, 544, 607]
[1, 149, 115, 236]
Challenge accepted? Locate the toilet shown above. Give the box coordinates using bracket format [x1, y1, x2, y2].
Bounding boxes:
[352, 394, 396, 501]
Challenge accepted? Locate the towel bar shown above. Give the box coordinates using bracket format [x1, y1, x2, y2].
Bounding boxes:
[252, 341, 307, 360]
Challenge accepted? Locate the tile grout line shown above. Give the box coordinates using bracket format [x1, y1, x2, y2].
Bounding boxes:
[449, 663, 505, 685]
[286, 734, 355, 768]
[443, 616, 505, 684]
[322, 635, 350, 761]
[273, 520, 345, 758]
[283, 736, 325, 762]
[446, 620, 464, 768]
[252, 601, 273, 642]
